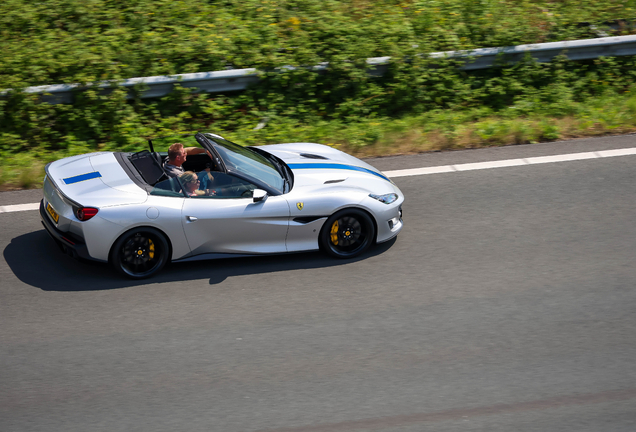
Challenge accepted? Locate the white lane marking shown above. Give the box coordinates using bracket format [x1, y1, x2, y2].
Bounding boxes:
[453, 158, 526, 171]
[0, 203, 40, 213]
[597, 147, 636, 157]
[385, 147, 636, 178]
[2, 147, 636, 214]
[384, 165, 456, 177]
[525, 151, 597, 164]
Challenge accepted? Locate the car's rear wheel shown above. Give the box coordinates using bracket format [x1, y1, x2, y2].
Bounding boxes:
[320, 209, 375, 258]
[110, 227, 170, 279]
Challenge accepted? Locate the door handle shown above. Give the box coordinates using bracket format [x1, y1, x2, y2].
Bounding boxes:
[186, 216, 198, 222]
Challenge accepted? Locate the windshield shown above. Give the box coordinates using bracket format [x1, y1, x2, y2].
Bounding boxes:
[203, 134, 285, 193]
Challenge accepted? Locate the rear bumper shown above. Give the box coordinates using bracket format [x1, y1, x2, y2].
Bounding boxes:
[39, 200, 98, 262]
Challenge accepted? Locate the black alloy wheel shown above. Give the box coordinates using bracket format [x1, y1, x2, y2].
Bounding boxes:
[111, 227, 170, 279]
[320, 209, 375, 258]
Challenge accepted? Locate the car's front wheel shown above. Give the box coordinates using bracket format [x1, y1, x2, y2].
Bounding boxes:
[110, 227, 170, 279]
[320, 209, 376, 259]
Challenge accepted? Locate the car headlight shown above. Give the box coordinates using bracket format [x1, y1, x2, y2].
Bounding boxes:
[369, 193, 398, 204]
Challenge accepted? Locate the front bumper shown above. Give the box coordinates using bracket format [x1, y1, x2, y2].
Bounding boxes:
[39, 200, 96, 261]
[375, 203, 404, 244]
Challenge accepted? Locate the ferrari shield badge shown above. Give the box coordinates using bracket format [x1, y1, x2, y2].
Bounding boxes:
[296, 202, 304, 211]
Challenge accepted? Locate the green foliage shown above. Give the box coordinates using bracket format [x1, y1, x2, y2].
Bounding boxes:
[2, 0, 634, 88]
[2, 0, 636, 189]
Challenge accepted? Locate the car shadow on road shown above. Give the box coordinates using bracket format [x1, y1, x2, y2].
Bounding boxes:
[5, 230, 396, 291]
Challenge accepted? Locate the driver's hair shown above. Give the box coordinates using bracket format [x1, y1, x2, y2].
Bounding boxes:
[168, 143, 184, 161]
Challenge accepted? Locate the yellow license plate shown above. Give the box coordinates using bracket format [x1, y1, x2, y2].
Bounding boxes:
[46, 202, 60, 224]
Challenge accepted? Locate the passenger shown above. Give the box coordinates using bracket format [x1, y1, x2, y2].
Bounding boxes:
[163, 143, 207, 178]
[179, 171, 205, 197]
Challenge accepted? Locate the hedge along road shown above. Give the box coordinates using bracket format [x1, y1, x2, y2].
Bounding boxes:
[1, 134, 636, 432]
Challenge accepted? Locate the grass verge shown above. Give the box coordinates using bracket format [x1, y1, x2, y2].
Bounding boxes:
[3, 91, 636, 191]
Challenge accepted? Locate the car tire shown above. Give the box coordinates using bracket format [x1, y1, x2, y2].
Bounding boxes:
[110, 227, 170, 279]
[320, 208, 376, 259]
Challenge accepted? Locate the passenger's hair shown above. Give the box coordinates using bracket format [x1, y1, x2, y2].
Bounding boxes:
[179, 171, 198, 184]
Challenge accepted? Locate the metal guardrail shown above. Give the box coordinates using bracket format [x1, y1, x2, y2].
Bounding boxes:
[5, 35, 636, 104]
[15, 68, 262, 104]
[439, 34, 636, 70]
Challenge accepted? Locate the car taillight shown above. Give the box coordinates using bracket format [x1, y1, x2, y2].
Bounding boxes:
[76, 207, 99, 221]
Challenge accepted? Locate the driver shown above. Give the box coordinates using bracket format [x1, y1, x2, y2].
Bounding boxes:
[163, 143, 208, 178]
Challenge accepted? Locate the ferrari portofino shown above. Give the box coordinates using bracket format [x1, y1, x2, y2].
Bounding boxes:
[40, 133, 404, 278]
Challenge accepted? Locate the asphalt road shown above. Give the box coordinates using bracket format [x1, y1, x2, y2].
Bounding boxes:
[2, 136, 636, 431]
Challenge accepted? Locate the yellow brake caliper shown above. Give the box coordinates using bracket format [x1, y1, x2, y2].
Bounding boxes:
[148, 239, 155, 259]
[330, 220, 339, 245]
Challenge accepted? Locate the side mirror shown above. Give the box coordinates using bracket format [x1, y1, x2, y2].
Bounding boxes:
[253, 189, 268, 203]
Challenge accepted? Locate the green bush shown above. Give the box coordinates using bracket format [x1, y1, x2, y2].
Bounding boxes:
[2, 0, 636, 189]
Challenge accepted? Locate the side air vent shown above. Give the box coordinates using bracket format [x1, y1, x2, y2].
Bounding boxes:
[300, 153, 329, 160]
[324, 179, 346, 184]
[293, 216, 327, 224]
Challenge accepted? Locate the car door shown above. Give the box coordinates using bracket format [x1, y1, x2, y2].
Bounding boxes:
[181, 173, 291, 256]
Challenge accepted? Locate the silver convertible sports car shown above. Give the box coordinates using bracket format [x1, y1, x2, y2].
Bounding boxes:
[40, 133, 404, 278]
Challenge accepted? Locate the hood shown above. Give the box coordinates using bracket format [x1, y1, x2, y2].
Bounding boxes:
[259, 143, 395, 192]
[46, 152, 147, 207]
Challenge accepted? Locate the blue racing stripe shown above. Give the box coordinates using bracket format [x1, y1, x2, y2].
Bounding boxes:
[63, 171, 102, 185]
[287, 163, 391, 182]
